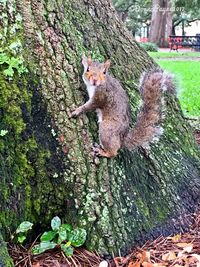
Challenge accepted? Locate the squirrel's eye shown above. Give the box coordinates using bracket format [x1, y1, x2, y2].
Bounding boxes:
[86, 67, 90, 72]
[103, 70, 107, 74]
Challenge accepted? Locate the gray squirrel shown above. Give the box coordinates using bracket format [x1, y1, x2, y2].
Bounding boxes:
[71, 56, 174, 158]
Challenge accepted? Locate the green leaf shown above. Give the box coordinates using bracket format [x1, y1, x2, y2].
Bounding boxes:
[65, 241, 71, 247]
[40, 231, 57, 242]
[69, 228, 87, 247]
[17, 235, 26, 244]
[3, 67, 14, 77]
[16, 221, 33, 234]
[32, 241, 57, 255]
[58, 227, 67, 242]
[62, 223, 73, 232]
[61, 244, 74, 257]
[9, 57, 22, 68]
[59, 224, 72, 241]
[51, 216, 61, 231]
[0, 130, 8, 136]
[18, 65, 28, 74]
[0, 53, 10, 64]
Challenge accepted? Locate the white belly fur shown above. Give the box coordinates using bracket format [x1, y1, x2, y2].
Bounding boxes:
[96, 108, 103, 123]
[85, 84, 102, 122]
[86, 85, 96, 99]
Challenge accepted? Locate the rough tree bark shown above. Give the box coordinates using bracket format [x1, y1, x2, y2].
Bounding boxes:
[0, 0, 200, 265]
[149, 0, 172, 46]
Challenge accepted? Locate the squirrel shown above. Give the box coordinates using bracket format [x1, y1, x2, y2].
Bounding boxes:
[71, 56, 174, 158]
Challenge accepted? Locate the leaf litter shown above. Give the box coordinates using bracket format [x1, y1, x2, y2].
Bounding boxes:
[8, 212, 200, 267]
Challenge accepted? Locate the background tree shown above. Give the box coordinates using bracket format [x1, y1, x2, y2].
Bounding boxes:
[172, 0, 200, 35]
[113, 0, 200, 45]
[112, 0, 152, 35]
[0, 0, 200, 266]
[149, 0, 172, 46]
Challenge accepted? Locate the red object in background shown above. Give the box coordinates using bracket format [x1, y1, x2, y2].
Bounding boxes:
[140, 37, 149, 42]
[168, 36, 183, 50]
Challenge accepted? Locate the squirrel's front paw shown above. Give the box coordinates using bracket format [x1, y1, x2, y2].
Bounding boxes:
[70, 107, 82, 118]
[92, 144, 101, 155]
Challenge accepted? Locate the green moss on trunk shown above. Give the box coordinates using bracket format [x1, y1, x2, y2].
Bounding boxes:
[0, 234, 13, 267]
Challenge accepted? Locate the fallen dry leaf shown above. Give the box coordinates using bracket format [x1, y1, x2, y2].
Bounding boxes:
[99, 260, 108, 267]
[32, 263, 40, 267]
[184, 255, 199, 264]
[183, 244, 193, 253]
[114, 256, 127, 266]
[162, 251, 177, 261]
[167, 234, 181, 242]
[153, 264, 166, 267]
[140, 251, 151, 263]
[191, 254, 200, 267]
[176, 243, 192, 248]
[177, 250, 185, 258]
[191, 254, 200, 262]
[136, 252, 142, 260]
[142, 261, 154, 267]
[128, 260, 141, 267]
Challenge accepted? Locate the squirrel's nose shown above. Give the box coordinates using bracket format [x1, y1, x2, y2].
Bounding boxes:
[93, 79, 97, 86]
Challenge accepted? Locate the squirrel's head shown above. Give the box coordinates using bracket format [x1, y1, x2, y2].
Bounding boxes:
[82, 56, 111, 86]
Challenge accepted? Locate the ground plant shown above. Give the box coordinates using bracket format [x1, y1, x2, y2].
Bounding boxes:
[15, 217, 87, 257]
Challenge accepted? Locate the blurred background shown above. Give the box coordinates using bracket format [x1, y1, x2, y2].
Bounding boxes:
[113, 0, 200, 121]
[112, 0, 200, 48]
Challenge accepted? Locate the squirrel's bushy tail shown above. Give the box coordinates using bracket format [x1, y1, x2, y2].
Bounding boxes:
[124, 69, 174, 150]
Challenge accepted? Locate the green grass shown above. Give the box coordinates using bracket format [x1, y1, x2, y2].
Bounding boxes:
[149, 51, 200, 59]
[155, 60, 200, 117]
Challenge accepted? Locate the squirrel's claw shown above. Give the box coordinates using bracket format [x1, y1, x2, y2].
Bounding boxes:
[69, 111, 77, 118]
[90, 145, 101, 165]
[92, 145, 117, 158]
[69, 107, 82, 118]
[93, 142, 99, 148]
[92, 144, 101, 154]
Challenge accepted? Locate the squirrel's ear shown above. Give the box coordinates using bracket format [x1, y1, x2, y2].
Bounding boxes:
[82, 55, 87, 67]
[104, 60, 111, 70]
[87, 56, 92, 65]
[82, 55, 92, 68]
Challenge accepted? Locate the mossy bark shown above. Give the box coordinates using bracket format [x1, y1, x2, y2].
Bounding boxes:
[0, 0, 200, 262]
[0, 234, 13, 267]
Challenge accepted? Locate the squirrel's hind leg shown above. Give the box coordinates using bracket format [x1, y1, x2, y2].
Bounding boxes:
[92, 145, 118, 158]
[94, 122, 121, 158]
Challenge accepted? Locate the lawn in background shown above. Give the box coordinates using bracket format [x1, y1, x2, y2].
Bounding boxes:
[149, 51, 200, 59]
[149, 52, 200, 117]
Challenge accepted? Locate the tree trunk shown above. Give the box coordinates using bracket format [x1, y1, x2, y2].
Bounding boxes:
[166, 1, 173, 40]
[0, 0, 200, 263]
[0, 234, 13, 267]
[172, 23, 176, 35]
[149, 0, 172, 46]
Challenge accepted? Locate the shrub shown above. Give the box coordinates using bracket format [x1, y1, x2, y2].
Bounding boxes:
[139, 42, 159, 52]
